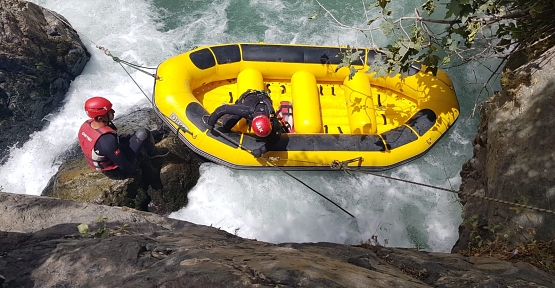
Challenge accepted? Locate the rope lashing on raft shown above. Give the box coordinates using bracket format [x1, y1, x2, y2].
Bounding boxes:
[268, 156, 555, 216]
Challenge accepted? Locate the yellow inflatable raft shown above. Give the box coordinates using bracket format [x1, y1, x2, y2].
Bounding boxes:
[153, 43, 459, 171]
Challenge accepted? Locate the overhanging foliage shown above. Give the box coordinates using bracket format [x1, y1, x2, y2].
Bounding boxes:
[316, 0, 555, 78]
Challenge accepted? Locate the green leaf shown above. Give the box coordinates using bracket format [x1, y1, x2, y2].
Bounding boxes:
[450, 40, 458, 51]
[96, 215, 108, 223]
[450, 27, 468, 39]
[529, 6, 543, 18]
[477, 0, 493, 14]
[390, 65, 401, 77]
[399, 43, 408, 58]
[445, 2, 461, 18]
[421, 0, 436, 15]
[335, 62, 348, 73]
[367, 18, 378, 25]
[100, 230, 110, 238]
[374, 53, 383, 64]
[377, 0, 391, 9]
[374, 65, 389, 78]
[349, 66, 358, 80]
[77, 223, 89, 234]
[347, 50, 363, 63]
[465, 22, 481, 46]
[397, 39, 414, 58]
[380, 19, 395, 37]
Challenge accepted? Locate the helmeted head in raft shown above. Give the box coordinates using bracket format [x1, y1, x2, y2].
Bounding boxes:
[251, 114, 272, 137]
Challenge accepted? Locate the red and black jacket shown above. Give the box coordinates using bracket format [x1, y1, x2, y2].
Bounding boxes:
[78, 119, 118, 171]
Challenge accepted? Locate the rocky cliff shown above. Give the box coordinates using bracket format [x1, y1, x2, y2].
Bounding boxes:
[0, 0, 89, 162]
[454, 47, 555, 253]
[2, 192, 553, 287]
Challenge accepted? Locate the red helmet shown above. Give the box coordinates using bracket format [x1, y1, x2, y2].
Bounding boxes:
[251, 114, 272, 137]
[84, 96, 112, 118]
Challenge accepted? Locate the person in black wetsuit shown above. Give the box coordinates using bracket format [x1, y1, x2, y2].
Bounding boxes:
[205, 90, 283, 158]
[78, 96, 169, 177]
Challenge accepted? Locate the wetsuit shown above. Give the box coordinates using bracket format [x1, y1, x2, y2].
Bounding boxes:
[206, 90, 283, 156]
[94, 131, 141, 175]
[79, 120, 154, 175]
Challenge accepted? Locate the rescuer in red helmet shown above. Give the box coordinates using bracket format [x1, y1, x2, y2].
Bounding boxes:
[77, 96, 169, 176]
[205, 90, 284, 157]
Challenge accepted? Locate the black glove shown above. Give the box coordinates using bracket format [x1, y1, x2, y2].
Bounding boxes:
[251, 145, 267, 158]
[251, 148, 262, 158]
[202, 115, 213, 130]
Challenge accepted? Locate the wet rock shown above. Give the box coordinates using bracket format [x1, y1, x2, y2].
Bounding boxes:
[0, 0, 90, 162]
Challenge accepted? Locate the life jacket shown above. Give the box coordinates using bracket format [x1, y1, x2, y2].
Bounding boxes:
[78, 119, 118, 171]
[277, 101, 295, 133]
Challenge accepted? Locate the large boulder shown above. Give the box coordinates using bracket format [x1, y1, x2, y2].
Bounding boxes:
[0, 0, 89, 161]
[42, 109, 204, 215]
[1, 192, 553, 287]
[454, 47, 555, 251]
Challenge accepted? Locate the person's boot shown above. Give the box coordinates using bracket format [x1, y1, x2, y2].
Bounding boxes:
[146, 146, 169, 158]
[150, 126, 168, 143]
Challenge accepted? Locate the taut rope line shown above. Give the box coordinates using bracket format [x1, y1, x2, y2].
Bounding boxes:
[347, 168, 555, 215]
[262, 157, 355, 218]
[268, 156, 555, 215]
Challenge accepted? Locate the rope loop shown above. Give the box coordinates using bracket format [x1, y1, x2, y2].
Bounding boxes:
[97, 45, 112, 57]
[330, 160, 342, 170]
[330, 157, 363, 170]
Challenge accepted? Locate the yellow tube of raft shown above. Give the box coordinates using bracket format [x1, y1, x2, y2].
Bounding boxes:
[343, 72, 377, 134]
[291, 70, 322, 133]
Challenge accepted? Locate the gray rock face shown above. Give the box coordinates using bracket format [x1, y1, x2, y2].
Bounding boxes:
[1, 192, 553, 287]
[454, 47, 555, 251]
[0, 0, 90, 161]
